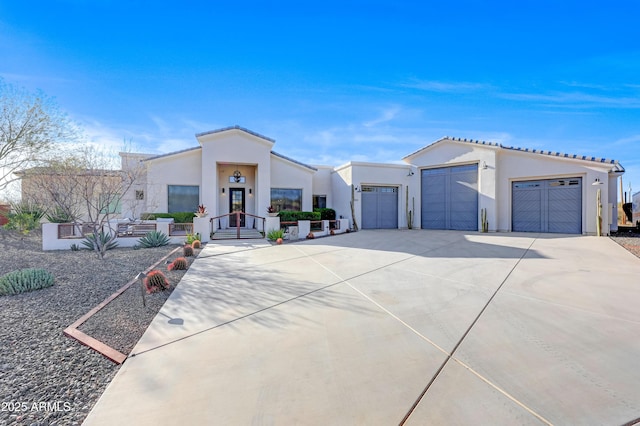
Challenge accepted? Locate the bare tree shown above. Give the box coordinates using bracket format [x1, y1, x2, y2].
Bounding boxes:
[23, 146, 145, 259]
[0, 79, 76, 192]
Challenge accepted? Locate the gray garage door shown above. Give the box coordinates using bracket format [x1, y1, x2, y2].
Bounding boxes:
[421, 164, 478, 230]
[512, 178, 582, 234]
[361, 186, 398, 229]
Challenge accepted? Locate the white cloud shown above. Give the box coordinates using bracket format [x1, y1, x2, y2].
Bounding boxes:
[363, 106, 401, 127]
[401, 79, 489, 93]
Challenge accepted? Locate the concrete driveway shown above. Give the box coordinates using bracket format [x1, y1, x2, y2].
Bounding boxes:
[83, 230, 640, 425]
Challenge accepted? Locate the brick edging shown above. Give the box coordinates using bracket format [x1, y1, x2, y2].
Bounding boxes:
[63, 246, 183, 364]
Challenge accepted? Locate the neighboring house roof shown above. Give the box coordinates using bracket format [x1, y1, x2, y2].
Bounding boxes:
[195, 125, 276, 143]
[403, 136, 625, 172]
[15, 166, 122, 177]
[271, 151, 317, 171]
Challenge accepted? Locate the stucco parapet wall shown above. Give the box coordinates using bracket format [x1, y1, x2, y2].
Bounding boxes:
[271, 151, 317, 171]
[195, 125, 276, 143]
[141, 146, 201, 162]
[333, 161, 411, 173]
[404, 136, 624, 172]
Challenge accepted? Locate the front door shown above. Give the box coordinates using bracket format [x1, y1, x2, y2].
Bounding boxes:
[229, 188, 245, 227]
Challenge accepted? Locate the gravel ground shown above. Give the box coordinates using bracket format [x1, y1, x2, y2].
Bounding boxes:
[0, 229, 197, 426]
[610, 230, 640, 258]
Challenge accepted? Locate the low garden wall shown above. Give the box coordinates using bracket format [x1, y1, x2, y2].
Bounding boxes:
[42, 220, 192, 251]
[265, 218, 350, 240]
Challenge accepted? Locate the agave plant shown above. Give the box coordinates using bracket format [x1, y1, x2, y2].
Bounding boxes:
[138, 230, 171, 248]
[81, 232, 119, 253]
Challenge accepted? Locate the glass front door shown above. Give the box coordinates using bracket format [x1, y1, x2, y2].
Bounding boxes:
[229, 188, 245, 227]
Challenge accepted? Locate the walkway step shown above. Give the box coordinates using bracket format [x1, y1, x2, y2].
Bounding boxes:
[211, 229, 264, 240]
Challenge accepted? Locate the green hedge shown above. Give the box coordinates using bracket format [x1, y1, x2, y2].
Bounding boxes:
[313, 208, 336, 221]
[141, 212, 195, 223]
[278, 210, 321, 222]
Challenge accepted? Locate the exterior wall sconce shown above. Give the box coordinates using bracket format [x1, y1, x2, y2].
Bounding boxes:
[221, 187, 225, 194]
[482, 161, 488, 170]
[249, 188, 252, 195]
[407, 170, 414, 176]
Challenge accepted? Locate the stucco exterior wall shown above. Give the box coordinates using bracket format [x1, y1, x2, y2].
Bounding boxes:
[145, 150, 202, 213]
[198, 129, 273, 220]
[404, 141, 498, 231]
[312, 166, 333, 208]
[497, 150, 613, 234]
[270, 155, 314, 212]
[331, 164, 354, 228]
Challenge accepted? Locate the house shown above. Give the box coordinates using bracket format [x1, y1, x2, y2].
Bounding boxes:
[121, 125, 624, 236]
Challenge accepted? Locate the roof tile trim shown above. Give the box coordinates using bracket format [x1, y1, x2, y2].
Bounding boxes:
[195, 125, 275, 143]
[404, 136, 622, 167]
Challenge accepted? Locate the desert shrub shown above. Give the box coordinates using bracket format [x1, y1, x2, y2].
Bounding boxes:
[82, 232, 119, 252]
[267, 229, 284, 241]
[183, 244, 194, 257]
[313, 208, 336, 221]
[3, 202, 45, 233]
[45, 207, 77, 223]
[185, 233, 201, 245]
[278, 210, 320, 222]
[191, 240, 201, 249]
[138, 230, 170, 248]
[168, 257, 188, 271]
[0, 268, 54, 296]
[144, 270, 169, 293]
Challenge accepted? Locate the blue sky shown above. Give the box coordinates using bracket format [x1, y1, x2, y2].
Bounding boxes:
[1, 1, 639, 198]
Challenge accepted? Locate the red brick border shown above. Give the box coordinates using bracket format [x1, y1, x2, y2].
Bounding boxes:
[63, 246, 182, 364]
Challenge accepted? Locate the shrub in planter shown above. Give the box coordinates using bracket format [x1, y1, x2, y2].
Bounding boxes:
[153, 212, 196, 223]
[183, 244, 194, 257]
[138, 230, 170, 248]
[168, 257, 188, 271]
[278, 210, 321, 222]
[267, 228, 284, 241]
[0, 268, 54, 296]
[313, 208, 336, 221]
[186, 233, 201, 245]
[145, 270, 170, 293]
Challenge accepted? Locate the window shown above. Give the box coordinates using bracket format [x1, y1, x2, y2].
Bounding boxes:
[135, 190, 144, 200]
[271, 188, 302, 211]
[99, 193, 122, 214]
[313, 195, 327, 209]
[168, 185, 199, 213]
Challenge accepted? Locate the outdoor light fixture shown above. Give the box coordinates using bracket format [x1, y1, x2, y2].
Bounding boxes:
[482, 161, 488, 170]
[407, 170, 414, 176]
[221, 187, 225, 194]
[249, 188, 252, 195]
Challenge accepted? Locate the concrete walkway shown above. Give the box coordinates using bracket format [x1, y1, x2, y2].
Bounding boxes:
[83, 231, 640, 425]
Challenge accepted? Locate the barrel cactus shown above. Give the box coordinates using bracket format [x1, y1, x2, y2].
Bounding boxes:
[183, 244, 194, 257]
[144, 270, 170, 293]
[167, 257, 188, 271]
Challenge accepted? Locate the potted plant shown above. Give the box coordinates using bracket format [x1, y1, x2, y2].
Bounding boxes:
[266, 206, 278, 217]
[195, 204, 208, 218]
